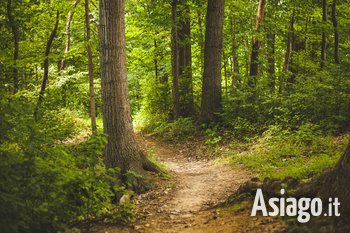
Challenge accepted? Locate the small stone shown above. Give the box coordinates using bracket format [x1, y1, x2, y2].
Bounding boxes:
[119, 194, 131, 205]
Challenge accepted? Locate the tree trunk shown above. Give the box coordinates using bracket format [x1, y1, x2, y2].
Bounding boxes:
[60, 0, 79, 71]
[200, 0, 225, 123]
[171, 0, 194, 118]
[230, 16, 239, 90]
[34, 10, 60, 119]
[331, 0, 340, 64]
[6, 0, 19, 93]
[267, 31, 275, 93]
[279, 11, 294, 94]
[301, 141, 350, 219]
[223, 49, 228, 99]
[171, 0, 180, 118]
[99, 0, 161, 190]
[283, 12, 294, 74]
[84, 0, 96, 133]
[249, 0, 266, 87]
[196, 7, 204, 76]
[154, 38, 159, 81]
[321, 0, 327, 68]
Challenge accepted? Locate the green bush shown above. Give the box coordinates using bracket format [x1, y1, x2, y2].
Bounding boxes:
[151, 117, 197, 140]
[223, 125, 348, 180]
[0, 93, 131, 232]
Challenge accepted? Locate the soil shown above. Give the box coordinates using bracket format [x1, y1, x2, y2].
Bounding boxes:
[91, 135, 286, 233]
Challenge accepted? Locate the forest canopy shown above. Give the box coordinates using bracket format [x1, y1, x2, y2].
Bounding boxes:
[0, 0, 349, 232]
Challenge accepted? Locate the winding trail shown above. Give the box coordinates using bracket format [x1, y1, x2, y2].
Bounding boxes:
[92, 135, 286, 233]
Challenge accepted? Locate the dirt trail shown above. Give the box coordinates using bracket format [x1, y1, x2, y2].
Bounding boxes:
[92, 136, 286, 233]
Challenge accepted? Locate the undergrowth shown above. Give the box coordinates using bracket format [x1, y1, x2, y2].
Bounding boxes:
[217, 124, 349, 181]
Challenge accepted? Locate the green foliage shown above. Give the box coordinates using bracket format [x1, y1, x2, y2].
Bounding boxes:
[0, 93, 131, 232]
[222, 125, 348, 180]
[148, 118, 197, 141]
[204, 127, 222, 146]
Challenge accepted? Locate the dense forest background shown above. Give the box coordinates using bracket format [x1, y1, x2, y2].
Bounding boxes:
[0, 0, 350, 232]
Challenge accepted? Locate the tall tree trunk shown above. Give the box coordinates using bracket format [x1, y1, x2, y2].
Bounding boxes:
[171, 0, 180, 118]
[34, 11, 60, 119]
[171, 0, 194, 118]
[85, 0, 96, 133]
[331, 0, 340, 64]
[230, 15, 239, 90]
[99, 0, 160, 188]
[223, 49, 228, 99]
[267, 31, 275, 93]
[266, 0, 276, 93]
[60, 0, 79, 71]
[283, 12, 294, 74]
[249, 0, 266, 87]
[178, 1, 194, 117]
[154, 38, 159, 81]
[196, 7, 204, 76]
[321, 0, 327, 68]
[6, 0, 19, 93]
[279, 11, 294, 94]
[200, 0, 225, 123]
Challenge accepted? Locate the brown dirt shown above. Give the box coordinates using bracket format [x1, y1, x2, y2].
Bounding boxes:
[91, 135, 286, 233]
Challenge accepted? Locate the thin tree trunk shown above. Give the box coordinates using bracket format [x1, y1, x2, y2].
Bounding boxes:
[154, 38, 159, 81]
[197, 7, 204, 76]
[60, 0, 79, 71]
[230, 16, 239, 90]
[331, 0, 340, 64]
[200, 0, 225, 123]
[249, 0, 266, 87]
[267, 31, 275, 93]
[34, 11, 60, 119]
[266, 0, 276, 93]
[223, 49, 228, 99]
[171, 0, 180, 118]
[245, 39, 250, 78]
[283, 12, 294, 74]
[85, 0, 96, 133]
[99, 0, 161, 187]
[278, 10, 295, 94]
[7, 0, 19, 93]
[321, 0, 327, 68]
[171, 0, 194, 118]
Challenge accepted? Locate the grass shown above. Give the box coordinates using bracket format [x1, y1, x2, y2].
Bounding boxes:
[217, 129, 349, 181]
[147, 147, 171, 178]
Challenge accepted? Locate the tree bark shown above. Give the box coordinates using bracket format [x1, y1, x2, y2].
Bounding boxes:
[99, 0, 161, 189]
[6, 0, 19, 93]
[60, 0, 79, 71]
[196, 6, 204, 76]
[301, 141, 350, 219]
[321, 0, 327, 68]
[249, 0, 266, 87]
[171, 0, 180, 118]
[34, 11, 60, 119]
[283, 12, 294, 74]
[230, 16, 239, 90]
[200, 0, 225, 123]
[331, 0, 340, 64]
[267, 31, 275, 93]
[279, 11, 294, 94]
[171, 0, 194, 118]
[84, 0, 96, 133]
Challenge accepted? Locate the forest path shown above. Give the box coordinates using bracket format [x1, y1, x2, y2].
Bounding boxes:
[92, 135, 286, 233]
